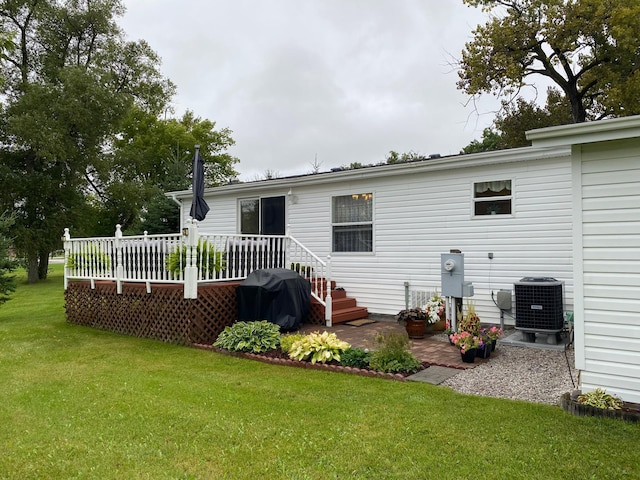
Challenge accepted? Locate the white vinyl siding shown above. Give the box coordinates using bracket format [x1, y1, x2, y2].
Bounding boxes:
[285, 154, 573, 324]
[186, 150, 574, 325]
[575, 138, 640, 403]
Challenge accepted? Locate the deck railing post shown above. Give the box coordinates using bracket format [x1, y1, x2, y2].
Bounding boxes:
[285, 224, 292, 272]
[115, 224, 124, 294]
[183, 218, 198, 299]
[325, 254, 332, 327]
[62, 228, 71, 290]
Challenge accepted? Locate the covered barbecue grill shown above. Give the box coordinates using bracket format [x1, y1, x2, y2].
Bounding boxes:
[237, 268, 311, 331]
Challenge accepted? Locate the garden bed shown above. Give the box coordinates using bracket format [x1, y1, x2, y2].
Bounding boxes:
[193, 344, 431, 381]
[560, 392, 640, 422]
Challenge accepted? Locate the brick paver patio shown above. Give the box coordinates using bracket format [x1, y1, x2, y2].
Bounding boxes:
[299, 321, 493, 369]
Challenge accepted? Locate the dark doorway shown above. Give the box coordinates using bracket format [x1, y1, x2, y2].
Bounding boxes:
[260, 196, 285, 235]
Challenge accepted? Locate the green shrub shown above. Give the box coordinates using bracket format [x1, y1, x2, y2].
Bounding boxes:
[214, 321, 281, 353]
[289, 331, 350, 364]
[280, 333, 305, 354]
[166, 240, 225, 277]
[577, 388, 623, 410]
[340, 347, 370, 369]
[367, 331, 422, 374]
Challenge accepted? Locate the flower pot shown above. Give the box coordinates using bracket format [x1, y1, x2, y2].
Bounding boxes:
[404, 319, 426, 339]
[431, 319, 446, 332]
[460, 349, 476, 363]
[491, 339, 497, 352]
[476, 344, 491, 359]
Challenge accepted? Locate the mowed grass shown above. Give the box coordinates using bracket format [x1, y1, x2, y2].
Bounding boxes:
[1, 266, 639, 479]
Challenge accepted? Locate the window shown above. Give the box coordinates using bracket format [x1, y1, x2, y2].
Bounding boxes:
[473, 180, 512, 216]
[240, 198, 259, 234]
[239, 196, 286, 235]
[332, 193, 373, 252]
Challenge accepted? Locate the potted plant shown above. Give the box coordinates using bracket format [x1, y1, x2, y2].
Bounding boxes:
[396, 308, 429, 339]
[458, 301, 481, 334]
[423, 292, 446, 331]
[476, 329, 492, 358]
[485, 325, 503, 351]
[449, 330, 483, 363]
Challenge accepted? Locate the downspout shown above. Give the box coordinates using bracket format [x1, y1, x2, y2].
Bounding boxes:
[170, 194, 184, 232]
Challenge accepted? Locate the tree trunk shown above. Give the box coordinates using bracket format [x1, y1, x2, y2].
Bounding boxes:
[566, 86, 587, 123]
[27, 256, 39, 284]
[38, 249, 50, 280]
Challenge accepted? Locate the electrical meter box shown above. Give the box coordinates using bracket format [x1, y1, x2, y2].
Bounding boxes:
[441, 253, 465, 297]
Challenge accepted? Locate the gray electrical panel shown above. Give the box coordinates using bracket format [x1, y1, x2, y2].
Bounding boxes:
[441, 253, 465, 297]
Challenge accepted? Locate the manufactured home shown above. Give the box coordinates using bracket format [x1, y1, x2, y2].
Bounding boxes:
[169, 134, 576, 324]
[166, 115, 640, 403]
[63, 115, 640, 403]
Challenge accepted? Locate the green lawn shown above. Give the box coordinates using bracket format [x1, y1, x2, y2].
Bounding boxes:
[1, 265, 638, 479]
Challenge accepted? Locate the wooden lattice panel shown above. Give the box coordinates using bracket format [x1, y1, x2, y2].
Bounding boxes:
[307, 301, 326, 325]
[191, 282, 241, 344]
[65, 280, 241, 346]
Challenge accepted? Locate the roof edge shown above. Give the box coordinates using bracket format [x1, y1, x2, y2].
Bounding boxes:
[526, 115, 640, 148]
[167, 144, 570, 200]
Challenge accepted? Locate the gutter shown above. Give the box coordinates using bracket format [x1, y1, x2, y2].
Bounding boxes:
[170, 194, 184, 232]
[167, 144, 572, 200]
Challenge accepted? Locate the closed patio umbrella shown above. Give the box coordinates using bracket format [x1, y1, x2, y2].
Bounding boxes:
[189, 145, 210, 221]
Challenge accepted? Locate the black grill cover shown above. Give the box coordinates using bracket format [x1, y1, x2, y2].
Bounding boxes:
[237, 268, 311, 331]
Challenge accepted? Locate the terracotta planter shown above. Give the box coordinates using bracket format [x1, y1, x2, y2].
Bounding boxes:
[431, 319, 446, 332]
[404, 319, 427, 339]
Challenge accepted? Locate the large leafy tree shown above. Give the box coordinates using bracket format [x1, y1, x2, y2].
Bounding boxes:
[458, 0, 640, 123]
[462, 88, 574, 153]
[0, 0, 178, 282]
[0, 211, 17, 306]
[92, 108, 238, 235]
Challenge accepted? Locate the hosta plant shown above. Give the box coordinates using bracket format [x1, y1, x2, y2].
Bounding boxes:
[214, 321, 280, 353]
[288, 331, 351, 364]
[577, 388, 623, 410]
[280, 333, 305, 354]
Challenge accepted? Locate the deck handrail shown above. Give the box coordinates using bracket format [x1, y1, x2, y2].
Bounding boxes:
[63, 221, 333, 322]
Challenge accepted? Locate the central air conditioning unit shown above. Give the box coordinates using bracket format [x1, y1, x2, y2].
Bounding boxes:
[514, 277, 564, 336]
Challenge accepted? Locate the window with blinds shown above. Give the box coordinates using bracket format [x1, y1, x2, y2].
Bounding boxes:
[473, 180, 512, 216]
[331, 193, 373, 252]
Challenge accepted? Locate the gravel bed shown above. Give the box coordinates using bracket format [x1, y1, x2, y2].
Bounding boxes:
[440, 343, 577, 405]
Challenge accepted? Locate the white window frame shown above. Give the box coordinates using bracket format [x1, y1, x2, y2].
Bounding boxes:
[238, 197, 259, 234]
[331, 192, 374, 254]
[472, 179, 513, 218]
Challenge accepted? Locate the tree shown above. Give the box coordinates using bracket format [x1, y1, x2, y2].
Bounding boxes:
[90, 108, 238, 235]
[462, 88, 574, 153]
[458, 0, 640, 123]
[0, 0, 174, 282]
[385, 150, 426, 164]
[0, 211, 17, 306]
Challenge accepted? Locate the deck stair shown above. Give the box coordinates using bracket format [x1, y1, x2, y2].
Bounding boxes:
[310, 280, 368, 324]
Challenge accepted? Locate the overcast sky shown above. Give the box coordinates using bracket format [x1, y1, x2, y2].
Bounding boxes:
[119, 1, 501, 181]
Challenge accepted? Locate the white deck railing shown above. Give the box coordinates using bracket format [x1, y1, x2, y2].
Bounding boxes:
[63, 219, 332, 321]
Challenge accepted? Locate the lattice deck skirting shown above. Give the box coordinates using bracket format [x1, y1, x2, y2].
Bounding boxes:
[65, 280, 326, 345]
[65, 281, 242, 346]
